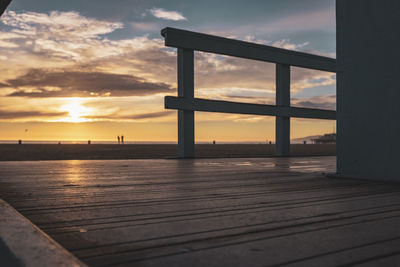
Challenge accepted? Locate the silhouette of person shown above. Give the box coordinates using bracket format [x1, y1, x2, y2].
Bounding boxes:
[121, 135, 124, 144]
[117, 135, 120, 144]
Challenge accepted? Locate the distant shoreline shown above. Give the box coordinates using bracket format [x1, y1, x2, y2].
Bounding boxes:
[0, 144, 335, 161]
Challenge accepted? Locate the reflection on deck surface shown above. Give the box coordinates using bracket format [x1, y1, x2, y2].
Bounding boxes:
[1, 157, 400, 266]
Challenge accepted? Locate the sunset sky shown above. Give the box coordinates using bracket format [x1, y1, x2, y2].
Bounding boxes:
[0, 0, 336, 143]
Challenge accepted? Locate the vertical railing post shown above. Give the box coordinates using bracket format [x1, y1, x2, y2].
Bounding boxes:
[177, 48, 195, 158]
[275, 63, 290, 156]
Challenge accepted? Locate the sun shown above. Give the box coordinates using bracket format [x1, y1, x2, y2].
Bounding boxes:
[60, 98, 92, 123]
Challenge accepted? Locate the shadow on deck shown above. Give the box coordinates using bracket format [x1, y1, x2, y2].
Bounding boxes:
[1, 156, 400, 266]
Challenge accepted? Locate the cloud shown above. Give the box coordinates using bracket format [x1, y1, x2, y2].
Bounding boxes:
[0, 11, 127, 62]
[292, 95, 336, 110]
[0, 10, 333, 98]
[4, 69, 172, 97]
[0, 10, 336, 125]
[0, 10, 176, 87]
[131, 22, 160, 31]
[271, 39, 309, 51]
[0, 40, 19, 48]
[130, 110, 174, 119]
[84, 110, 174, 121]
[193, 52, 335, 97]
[0, 110, 67, 119]
[149, 8, 187, 21]
[1, 11, 122, 39]
[196, 87, 275, 105]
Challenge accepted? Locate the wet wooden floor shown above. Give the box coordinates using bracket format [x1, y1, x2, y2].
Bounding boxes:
[1, 157, 400, 266]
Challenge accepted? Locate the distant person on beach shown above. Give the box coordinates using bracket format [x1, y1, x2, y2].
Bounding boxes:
[121, 135, 124, 144]
[117, 135, 120, 144]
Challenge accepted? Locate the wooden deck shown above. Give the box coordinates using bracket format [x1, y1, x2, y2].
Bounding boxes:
[1, 156, 400, 266]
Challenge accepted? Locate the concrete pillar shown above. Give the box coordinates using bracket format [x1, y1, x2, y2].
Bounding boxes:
[336, 0, 400, 181]
[177, 48, 195, 158]
[276, 63, 290, 156]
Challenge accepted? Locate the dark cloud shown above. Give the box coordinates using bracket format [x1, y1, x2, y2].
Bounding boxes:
[0, 110, 68, 119]
[84, 110, 174, 120]
[292, 100, 335, 110]
[130, 110, 174, 119]
[4, 69, 173, 97]
[224, 95, 259, 99]
[220, 94, 275, 105]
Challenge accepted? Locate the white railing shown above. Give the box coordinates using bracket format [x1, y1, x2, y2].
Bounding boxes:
[162, 27, 336, 158]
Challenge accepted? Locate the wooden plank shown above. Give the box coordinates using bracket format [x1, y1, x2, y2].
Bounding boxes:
[165, 96, 337, 120]
[2, 157, 400, 267]
[161, 27, 336, 72]
[107, 218, 400, 267]
[79, 215, 400, 266]
[177, 48, 195, 158]
[276, 63, 291, 156]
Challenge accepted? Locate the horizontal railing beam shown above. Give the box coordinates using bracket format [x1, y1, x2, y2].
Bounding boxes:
[161, 27, 336, 72]
[165, 96, 336, 120]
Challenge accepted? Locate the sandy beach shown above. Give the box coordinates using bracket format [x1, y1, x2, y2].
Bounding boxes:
[0, 144, 335, 161]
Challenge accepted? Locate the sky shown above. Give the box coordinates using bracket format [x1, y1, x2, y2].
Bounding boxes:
[0, 0, 336, 143]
